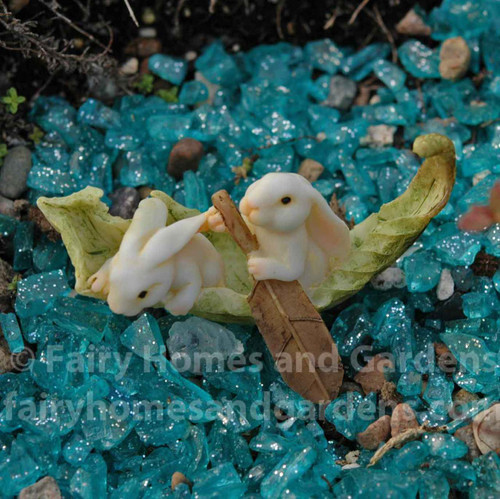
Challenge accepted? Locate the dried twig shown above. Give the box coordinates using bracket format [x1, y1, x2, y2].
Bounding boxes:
[276, 0, 286, 39]
[122, 0, 139, 27]
[37, 0, 108, 51]
[368, 5, 397, 63]
[348, 0, 371, 25]
[368, 425, 447, 467]
[323, 7, 340, 30]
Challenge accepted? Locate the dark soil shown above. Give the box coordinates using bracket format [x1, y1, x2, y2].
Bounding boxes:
[0, 0, 439, 142]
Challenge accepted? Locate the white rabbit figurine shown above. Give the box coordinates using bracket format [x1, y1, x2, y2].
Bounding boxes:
[208, 172, 350, 292]
[89, 197, 224, 316]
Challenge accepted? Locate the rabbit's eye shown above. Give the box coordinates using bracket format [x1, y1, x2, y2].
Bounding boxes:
[281, 196, 292, 205]
[138, 290, 148, 299]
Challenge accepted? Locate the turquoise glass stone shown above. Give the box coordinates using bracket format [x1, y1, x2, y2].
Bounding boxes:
[305, 39, 343, 74]
[484, 224, 500, 257]
[403, 251, 442, 292]
[252, 145, 295, 176]
[461, 292, 496, 319]
[0, 214, 18, 238]
[399, 40, 440, 78]
[260, 447, 317, 498]
[493, 269, 500, 292]
[70, 454, 107, 499]
[147, 114, 193, 141]
[208, 420, 253, 471]
[33, 237, 68, 273]
[167, 317, 244, 375]
[418, 471, 450, 499]
[422, 433, 468, 460]
[429, 223, 482, 266]
[78, 98, 121, 129]
[15, 270, 70, 318]
[135, 408, 189, 446]
[121, 313, 165, 361]
[397, 371, 423, 397]
[13, 221, 34, 271]
[183, 170, 210, 212]
[373, 59, 407, 91]
[0, 313, 24, 353]
[62, 432, 93, 466]
[423, 372, 454, 416]
[195, 42, 243, 87]
[341, 43, 390, 76]
[372, 298, 409, 348]
[179, 81, 209, 105]
[330, 303, 372, 357]
[192, 463, 246, 498]
[148, 54, 187, 85]
[325, 392, 377, 439]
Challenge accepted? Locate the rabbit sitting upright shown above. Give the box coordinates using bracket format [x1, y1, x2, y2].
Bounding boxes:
[89, 197, 224, 316]
[208, 172, 350, 292]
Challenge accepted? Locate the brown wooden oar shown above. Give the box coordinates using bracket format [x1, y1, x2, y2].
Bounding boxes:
[211, 190, 344, 404]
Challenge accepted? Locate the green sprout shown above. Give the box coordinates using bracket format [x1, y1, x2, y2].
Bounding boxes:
[156, 87, 179, 103]
[1, 87, 26, 114]
[0, 144, 7, 166]
[7, 274, 21, 293]
[134, 74, 155, 94]
[29, 126, 44, 145]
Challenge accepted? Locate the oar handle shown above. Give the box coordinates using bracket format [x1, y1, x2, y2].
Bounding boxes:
[211, 190, 259, 254]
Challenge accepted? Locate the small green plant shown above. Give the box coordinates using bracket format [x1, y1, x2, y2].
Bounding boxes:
[156, 87, 179, 103]
[1, 87, 26, 114]
[134, 74, 154, 94]
[7, 274, 21, 293]
[0, 144, 7, 166]
[29, 126, 44, 145]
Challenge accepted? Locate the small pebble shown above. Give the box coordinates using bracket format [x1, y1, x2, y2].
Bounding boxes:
[120, 57, 139, 76]
[0, 258, 14, 314]
[436, 268, 454, 300]
[360, 125, 396, 147]
[396, 9, 431, 36]
[371, 266, 406, 290]
[125, 37, 162, 57]
[18, 476, 62, 499]
[142, 7, 156, 25]
[454, 424, 481, 460]
[0, 194, 15, 217]
[298, 159, 324, 182]
[168, 138, 204, 180]
[321, 75, 357, 110]
[354, 354, 394, 394]
[171, 471, 191, 491]
[139, 27, 157, 39]
[356, 415, 391, 450]
[390, 403, 419, 437]
[109, 187, 141, 219]
[0, 146, 32, 199]
[439, 36, 471, 81]
[185, 50, 197, 62]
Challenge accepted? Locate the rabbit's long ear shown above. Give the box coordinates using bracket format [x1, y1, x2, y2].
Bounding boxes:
[305, 190, 351, 262]
[119, 198, 168, 255]
[140, 213, 207, 267]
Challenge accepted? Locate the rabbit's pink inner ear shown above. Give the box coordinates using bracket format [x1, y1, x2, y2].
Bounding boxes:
[306, 197, 351, 259]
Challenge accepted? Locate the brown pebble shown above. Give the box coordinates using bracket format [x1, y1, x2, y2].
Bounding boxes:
[138, 186, 153, 199]
[454, 424, 481, 460]
[125, 37, 162, 58]
[434, 342, 457, 373]
[391, 403, 419, 437]
[168, 138, 204, 180]
[171, 471, 191, 491]
[298, 159, 324, 182]
[439, 37, 471, 81]
[357, 415, 391, 450]
[0, 258, 15, 314]
[19, 476, 62, 499]
[380, 380, 402, 405]
[354, 354, 394, 394]
[396, 9, 431, 36]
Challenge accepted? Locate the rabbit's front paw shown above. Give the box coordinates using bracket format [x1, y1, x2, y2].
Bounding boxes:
[206, 207, 226, 233]
[88, 270, 109, 295]
[247, 257, 274, 280]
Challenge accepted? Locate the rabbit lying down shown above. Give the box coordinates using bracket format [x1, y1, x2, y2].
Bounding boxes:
[208, 172, 351, 293]
[88, 197, 224, 316]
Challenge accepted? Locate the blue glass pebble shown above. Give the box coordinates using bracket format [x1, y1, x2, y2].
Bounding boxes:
[148, 54, 187, 85]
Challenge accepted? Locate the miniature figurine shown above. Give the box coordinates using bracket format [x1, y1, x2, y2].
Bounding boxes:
[89, 197, 224, 316]
[208, 172, 351, 292]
